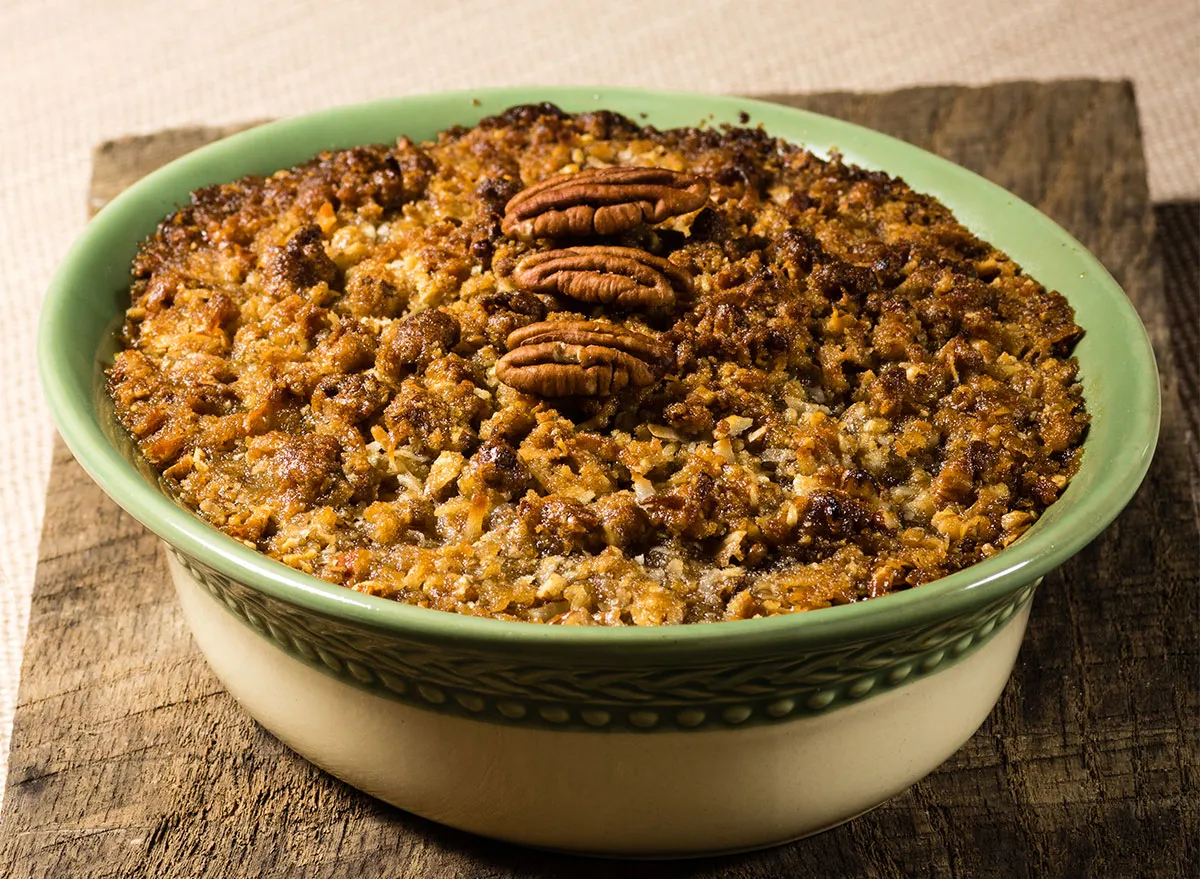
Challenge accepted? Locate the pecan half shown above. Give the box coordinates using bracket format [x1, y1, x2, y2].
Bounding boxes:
[513, 246, 691, 309]
[496, 320, 671, 397]
[501, 167, 710, 241]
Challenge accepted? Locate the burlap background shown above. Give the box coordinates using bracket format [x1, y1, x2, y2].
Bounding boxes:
[2, 0, 1197, 799]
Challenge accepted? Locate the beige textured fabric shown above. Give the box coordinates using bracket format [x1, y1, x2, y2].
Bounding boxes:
[2, 0, 1197, 797]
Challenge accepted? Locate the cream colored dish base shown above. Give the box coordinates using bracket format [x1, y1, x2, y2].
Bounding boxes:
[170, 553, 1030, 857]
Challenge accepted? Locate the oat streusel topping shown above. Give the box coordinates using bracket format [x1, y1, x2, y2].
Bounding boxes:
[107, 104, 1088, 625]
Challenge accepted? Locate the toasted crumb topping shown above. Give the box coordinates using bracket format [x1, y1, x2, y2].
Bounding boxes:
[107, 104, 1088, 625]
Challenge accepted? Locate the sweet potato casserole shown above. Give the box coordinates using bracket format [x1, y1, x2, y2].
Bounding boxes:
[107, 104, 1088, 625]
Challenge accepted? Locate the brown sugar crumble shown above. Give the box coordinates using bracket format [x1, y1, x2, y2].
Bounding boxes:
[107, 104, 1088, 625]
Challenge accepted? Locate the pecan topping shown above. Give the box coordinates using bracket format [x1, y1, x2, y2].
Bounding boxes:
[496, 320, 671, 397]
[513, 246, 691, 309]
[501, 167, 710, 241]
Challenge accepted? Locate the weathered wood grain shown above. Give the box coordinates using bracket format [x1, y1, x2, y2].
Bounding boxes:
[1154, 200, 1199, 483]
[1, 81, 1196, 879]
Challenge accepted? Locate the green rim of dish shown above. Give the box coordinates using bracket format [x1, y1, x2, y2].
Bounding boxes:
[38, 86, 1160, 664]
[170, 546, 1041, 730]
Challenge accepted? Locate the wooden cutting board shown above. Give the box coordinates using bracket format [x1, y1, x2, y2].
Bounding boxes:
[2, 81, 1197, 879]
